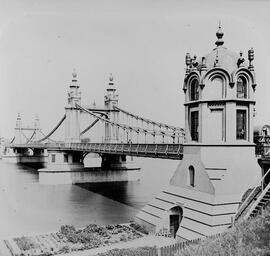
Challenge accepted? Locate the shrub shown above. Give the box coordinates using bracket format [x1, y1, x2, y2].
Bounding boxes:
[59, 225, 76, 236]
[14, 236, 38, 251]
[129, 222, 149, 235]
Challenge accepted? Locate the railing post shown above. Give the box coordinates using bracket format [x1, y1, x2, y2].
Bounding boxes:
[145, 144, 148, 154]
[136, 144, 139, 154]
[157, 247, 161, 256]
[165, 144, 168, 155]
[154, 144, 158, 155]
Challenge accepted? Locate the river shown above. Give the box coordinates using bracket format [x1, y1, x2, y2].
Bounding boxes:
[0, 157, 179, 238]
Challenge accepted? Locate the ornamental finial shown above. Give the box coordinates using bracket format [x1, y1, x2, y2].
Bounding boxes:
[109, 73, 114, 86]
[248, 48, 254, 70]
[215, 21, 224, 47]
[109, 73, 113, 82]
[185, 53, 191, 76]
[72, 68, 77, 79]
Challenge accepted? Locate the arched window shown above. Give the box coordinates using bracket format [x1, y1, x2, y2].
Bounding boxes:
[190, 79, 199, 101]
[188, 165, 195, 187]
[237, 76, 247, 98]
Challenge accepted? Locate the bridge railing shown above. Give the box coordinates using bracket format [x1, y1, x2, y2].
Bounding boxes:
[9, 141, 183, 159]
[50, 142, 183, 159]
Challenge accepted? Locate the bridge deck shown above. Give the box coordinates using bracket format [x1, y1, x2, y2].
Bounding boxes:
[11, 143, 183, 160]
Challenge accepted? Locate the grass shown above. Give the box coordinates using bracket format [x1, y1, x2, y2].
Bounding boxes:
[178, 205, 270, 256]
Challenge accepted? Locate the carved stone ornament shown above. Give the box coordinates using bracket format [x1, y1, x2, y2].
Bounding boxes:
[252, 83, 257, 91]
[229, 82, 235, 88]
[199, 83, 205, 90]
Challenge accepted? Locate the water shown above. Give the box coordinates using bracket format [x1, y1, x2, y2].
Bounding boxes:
[0, 157, 179, 238]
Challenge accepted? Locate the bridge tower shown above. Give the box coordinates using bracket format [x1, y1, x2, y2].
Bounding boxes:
[65, 69, 81, 143]
[136, 24, 261, 240]
[104, 73, 119, 142]
[102, 74, 127, 168]
[33, 114, 41, 141]
[14, 113, 23, 144]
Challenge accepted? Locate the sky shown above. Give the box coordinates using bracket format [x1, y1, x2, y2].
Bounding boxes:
[0, 0, 270, 139]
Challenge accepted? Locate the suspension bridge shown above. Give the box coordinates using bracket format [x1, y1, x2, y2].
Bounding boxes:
[8, 71, 185, 174]
[6, 25, 270, 241]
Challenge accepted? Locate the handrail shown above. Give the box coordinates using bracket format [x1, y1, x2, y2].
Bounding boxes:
[261, 167, 270, 190]
[234, 186, 259, 222]
[234, 167, 270, 222]
[243, 180, 270, 220]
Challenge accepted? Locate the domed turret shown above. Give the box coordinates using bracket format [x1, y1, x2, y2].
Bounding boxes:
[183, 23, 256, 144]
[185, 23, 251, 75]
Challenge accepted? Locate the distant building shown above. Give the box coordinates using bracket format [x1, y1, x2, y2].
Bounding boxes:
[0, 137, 4, 158]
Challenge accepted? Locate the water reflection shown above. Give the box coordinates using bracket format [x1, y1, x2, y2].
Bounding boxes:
[0, 157, 178, 238]
[78, 181, 145, 210]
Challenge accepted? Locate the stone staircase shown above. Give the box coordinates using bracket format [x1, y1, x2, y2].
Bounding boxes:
[234, 169, 270, 222]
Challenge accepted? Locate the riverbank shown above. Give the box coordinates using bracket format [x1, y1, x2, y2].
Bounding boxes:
[0, 223, 175, 256]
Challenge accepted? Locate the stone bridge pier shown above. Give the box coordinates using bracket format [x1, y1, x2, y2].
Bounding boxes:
[101, 154, 127, 169]
[13, 147, 47, 168]
[39, 149, 140, 185]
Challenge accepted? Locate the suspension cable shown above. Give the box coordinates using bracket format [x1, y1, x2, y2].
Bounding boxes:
[21, 130, 30, 141]
[80, 118, 99, 135]
[38, 114, 66, 142]
[40, 130, 57, 142]
[26, 131, 36, 144]
[114, 105, 184, 132]
[10, 136, 15, 144]
[76, 103, 183, 138]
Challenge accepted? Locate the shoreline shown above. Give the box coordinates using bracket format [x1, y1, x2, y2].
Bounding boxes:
[0, 222, 176, 256]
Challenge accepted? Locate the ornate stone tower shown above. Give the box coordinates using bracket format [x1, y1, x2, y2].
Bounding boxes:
[33, 114, 41, 141]
[65, 69, 81, 143]
[104, 74, 119, 142]
[136, 24, 261, 240]
[14, 113, 23, 144]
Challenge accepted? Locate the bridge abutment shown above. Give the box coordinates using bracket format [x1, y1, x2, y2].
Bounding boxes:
[12, 147, 47, 168]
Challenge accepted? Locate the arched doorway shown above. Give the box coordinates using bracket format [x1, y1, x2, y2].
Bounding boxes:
[168, 206, 183, 238]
